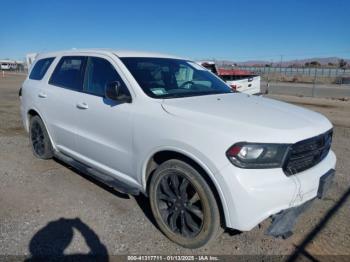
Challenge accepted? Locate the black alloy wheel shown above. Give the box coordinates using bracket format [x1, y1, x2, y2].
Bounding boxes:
[149, 159, 222, 248]
[31, 121, 45, 156]
[29, 115, 53, 159]
[156, 173, 204, 237]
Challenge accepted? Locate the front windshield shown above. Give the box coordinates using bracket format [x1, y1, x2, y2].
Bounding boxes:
[120, 57, 232, 99]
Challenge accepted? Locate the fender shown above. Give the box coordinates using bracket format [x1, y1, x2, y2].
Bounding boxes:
[140, 145, 232, 225]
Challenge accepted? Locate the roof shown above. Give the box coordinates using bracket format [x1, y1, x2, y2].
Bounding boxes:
[35, 49, 184, 60]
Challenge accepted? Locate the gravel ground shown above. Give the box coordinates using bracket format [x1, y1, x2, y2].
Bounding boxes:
[0, 75, 349, 260]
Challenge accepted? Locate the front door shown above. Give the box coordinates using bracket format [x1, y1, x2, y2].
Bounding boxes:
[73, 56, 134, 182]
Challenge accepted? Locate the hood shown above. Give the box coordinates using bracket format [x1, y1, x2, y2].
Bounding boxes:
[161, 93, 332, 143]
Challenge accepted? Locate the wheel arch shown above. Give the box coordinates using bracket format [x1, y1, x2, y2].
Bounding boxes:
[143, 149, 230, 227]
[27, 108, 40, 120]
[27, 108, 57, 151]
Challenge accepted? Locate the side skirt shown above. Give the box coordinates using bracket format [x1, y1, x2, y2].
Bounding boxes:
[54, 152, 141, 195]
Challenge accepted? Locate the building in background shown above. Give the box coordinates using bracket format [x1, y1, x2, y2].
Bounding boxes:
[0, 59, 25, 71]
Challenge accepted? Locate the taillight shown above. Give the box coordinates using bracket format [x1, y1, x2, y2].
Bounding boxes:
[230, 84, 237, 90]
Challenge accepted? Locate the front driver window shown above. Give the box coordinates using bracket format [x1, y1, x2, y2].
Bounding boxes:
[85, 57, 126, 97]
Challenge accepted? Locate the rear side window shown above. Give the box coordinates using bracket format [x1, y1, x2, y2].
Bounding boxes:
[84, 57, 125, 96]
[29, 57, 55, 80]
[49, 56, 87, 91]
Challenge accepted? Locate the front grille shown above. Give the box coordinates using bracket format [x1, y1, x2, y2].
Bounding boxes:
[283, 129, 333, 176]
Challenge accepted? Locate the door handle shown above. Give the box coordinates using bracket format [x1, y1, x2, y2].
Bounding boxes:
[76, 102, 89, 110]
[38, 92, 47, 98]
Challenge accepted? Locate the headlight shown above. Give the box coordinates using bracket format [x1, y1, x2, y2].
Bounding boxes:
[226, 143, 289, 168]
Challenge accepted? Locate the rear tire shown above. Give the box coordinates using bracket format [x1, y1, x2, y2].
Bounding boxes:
[29, 115, 53, 159]
[149, 159, 222, 248]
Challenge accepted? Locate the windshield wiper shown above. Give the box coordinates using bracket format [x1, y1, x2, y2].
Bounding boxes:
[161, 91, 231, 99]
[161, 93, 190, 99]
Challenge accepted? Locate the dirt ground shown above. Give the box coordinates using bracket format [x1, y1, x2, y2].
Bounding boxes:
[0, 74, 349, 260]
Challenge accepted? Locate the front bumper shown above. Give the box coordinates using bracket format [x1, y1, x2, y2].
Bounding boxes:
[216, 150, 336, 231]
[266, 169, 335, 238]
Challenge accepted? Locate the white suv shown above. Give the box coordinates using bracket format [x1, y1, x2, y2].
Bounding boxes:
[20, 49, 336, 248]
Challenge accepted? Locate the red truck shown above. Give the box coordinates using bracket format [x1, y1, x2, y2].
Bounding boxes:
[198, 61, 261, 95]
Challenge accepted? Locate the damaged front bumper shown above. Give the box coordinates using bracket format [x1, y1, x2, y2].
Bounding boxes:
[266, 169, 335, 239]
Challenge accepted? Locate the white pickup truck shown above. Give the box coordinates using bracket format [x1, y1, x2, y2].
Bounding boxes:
[0, 63, 11, 70]
[199, 61, 261, 95]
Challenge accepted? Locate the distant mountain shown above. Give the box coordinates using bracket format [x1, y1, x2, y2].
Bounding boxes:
[212, 57, 350, 67]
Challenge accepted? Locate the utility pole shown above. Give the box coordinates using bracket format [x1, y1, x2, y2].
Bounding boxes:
[280, 55, 283, 73]
[312, 67, 317, 97]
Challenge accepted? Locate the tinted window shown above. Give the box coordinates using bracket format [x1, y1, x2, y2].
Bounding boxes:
[120, 57, 232, 99]
[29, 57, 55, 80]
[84, 57, 125, 96]
[49, 56, 87, 91]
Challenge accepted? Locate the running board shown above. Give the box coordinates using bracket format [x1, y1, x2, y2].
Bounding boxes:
[54, 152, 141, 195]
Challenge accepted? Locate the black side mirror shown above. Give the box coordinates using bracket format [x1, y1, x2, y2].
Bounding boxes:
[105, 81, 132, 103]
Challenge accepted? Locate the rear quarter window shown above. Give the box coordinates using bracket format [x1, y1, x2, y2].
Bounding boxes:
[29, 57, 55, 80]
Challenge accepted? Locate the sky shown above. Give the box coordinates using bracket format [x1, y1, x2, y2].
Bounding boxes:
[1, 0, 349, 61]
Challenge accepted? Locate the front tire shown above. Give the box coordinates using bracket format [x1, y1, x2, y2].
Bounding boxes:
[149, 159, 222, 248]
[29, 115, 53, 159]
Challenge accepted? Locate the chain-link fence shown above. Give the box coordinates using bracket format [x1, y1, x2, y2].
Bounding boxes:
[224, 65, 350, 85]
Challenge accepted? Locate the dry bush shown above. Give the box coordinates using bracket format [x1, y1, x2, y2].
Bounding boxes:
[263, 73, 338, 84]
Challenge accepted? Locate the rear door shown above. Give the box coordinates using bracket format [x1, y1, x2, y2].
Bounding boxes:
[45, 56, 87, 155]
